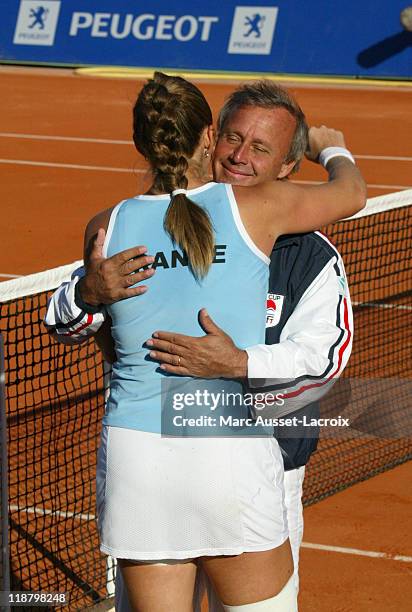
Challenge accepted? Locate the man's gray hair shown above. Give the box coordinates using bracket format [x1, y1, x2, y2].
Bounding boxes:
[217, 81, 308, 173]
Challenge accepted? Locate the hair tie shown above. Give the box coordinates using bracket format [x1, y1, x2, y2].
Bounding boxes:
[171, 189, 187, 197]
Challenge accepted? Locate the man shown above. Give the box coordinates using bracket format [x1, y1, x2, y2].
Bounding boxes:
[45, 81, 355, 606]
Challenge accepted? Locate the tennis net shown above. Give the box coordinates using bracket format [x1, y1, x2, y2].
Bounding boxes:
[0, 190, 411, 609]
[304, 189, 412, 504]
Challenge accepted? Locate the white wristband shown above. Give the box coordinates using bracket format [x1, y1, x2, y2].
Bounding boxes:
[319, 147, 355, 167]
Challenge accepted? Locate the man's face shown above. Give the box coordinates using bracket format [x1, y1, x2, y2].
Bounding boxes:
[213, 105, 297, 186]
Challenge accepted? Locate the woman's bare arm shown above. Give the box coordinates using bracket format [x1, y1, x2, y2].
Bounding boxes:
[235, 126, 366, 243]
[275, 126, 366, 233]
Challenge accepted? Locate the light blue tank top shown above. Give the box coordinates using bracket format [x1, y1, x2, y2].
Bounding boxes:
[103, 182, 270, 433]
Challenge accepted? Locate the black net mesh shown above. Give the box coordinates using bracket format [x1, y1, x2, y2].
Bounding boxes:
[305, 201, 412, 504]
[0, 193, 411, 609]
[1, 334, 10, 601]
[1, 291, 107, 610]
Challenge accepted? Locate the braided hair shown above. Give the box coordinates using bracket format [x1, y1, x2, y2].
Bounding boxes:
[133, 72, 214, 279]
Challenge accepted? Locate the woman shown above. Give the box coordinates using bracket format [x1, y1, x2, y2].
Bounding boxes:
[86, 73, 365, 611]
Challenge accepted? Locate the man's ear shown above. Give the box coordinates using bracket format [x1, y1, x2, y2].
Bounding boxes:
[204, 124, 215, 151]
[277, 159, 297, 179]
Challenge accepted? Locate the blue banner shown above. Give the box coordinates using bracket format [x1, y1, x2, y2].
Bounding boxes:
[0, 0, 411, 78]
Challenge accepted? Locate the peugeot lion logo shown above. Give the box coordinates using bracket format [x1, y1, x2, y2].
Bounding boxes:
[228, 6, 278, 55]
[244, 13, 266, 38]
[13, 0, 61, 46]
[28, 6, 49, 30]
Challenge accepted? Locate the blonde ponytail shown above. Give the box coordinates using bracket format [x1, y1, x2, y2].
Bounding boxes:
[164, 193, 214, 279]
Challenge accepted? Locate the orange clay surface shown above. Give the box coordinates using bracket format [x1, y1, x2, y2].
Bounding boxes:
[1, 67, 412, 276]
[1, 67, 412, 611]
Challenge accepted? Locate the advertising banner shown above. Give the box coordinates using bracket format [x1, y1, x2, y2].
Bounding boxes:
[0, 0, 411, 78]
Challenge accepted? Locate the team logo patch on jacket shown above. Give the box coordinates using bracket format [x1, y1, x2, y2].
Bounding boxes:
[266, 293, 284, 328]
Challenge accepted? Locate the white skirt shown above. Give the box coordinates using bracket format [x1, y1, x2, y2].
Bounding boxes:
[96, 425, 288, 560]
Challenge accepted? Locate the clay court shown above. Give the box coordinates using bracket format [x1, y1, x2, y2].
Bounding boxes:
[1, 66, 411, 611]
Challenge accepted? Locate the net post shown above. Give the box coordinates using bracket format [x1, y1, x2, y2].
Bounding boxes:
[0, 333, 10, 611]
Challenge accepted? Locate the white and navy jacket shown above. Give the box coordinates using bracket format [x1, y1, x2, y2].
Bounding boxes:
[246, 231, 353, 469]
[44, 231, 352, 470]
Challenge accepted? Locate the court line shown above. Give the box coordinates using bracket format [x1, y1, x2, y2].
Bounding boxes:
[9, 503, 95, 522]
[0, 158, 409, 190]
[355, 154, 412, 162]
[76, 66, 412, 89]
[354, 301, 412, 312]
[9, 503, 412, 563]
[296, 179, 412, 191]
[0, 273, 22, 279]
[0, 159, 143, 173]
[1, 132, 411, 162]
[302, 542, 412, 563]
[0, 132, 131, 145]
